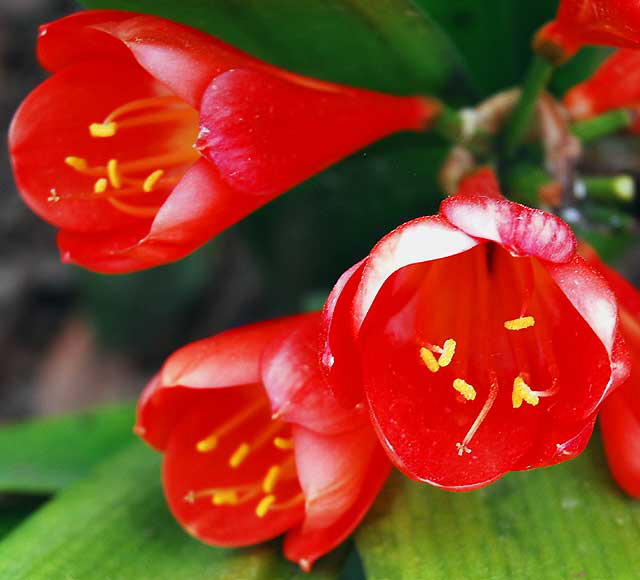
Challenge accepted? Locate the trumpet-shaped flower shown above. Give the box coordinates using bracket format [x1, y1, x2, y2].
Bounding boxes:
[10, 11, 437, 273]
[535, 0, 640, 63]
[580, 244, 640, 498]
[321, 188, 628, 490]
[135, 312, 390, 570]
[564, 49, 640, 132]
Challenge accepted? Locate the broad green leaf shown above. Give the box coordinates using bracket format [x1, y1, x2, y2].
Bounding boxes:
[0, 442, 340, 579]
[356, 437, 640, 579]
[81, 0, 472, 97]
[0, 404, 135, 494]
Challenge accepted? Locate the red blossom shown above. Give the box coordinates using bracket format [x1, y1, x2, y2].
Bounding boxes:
[9, 11, 437, 274]
[535, 0, 640, 63]
[135, 312, 390, 570]
[579, 244, 640, 498]
[564, 49, 640, 132]
[321, 185, 629, 490]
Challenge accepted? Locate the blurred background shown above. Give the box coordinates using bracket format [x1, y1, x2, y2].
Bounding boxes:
[0, 0, 632, 425]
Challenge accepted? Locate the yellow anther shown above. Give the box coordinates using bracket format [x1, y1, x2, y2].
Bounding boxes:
[93, 178, 108, 194]
[274, 437, 294, 450]
[212, 490, 238, 506]
[89, 122, 117, 138]
[255, 494, 276, 517]
[229, 442, 250, 468]
[512, 376, 539, 408]
[64, 156, 88, 171]
[438, 339, 456, 367]
[504, 316, 535, 331]
[453, 378, 476, 401]
[106, 159, 122, 189]
[419, 347, 439, 373]
[143, 169, 164, 192]
[262, 465, 281, 494]
[195, 434, 218, 453]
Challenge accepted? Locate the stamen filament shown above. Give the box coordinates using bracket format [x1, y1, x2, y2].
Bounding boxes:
[255, 494, 276, 517]
[456, 372, 499, 456]
[106, 197, 160, 218]
[271, 492, 305, 511]
[104, 96, 187, 123]
[116, 109, 197, 130]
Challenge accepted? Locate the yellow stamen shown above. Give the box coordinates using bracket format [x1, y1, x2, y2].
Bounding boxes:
[89, 122, 117, 138]
[419, 347, 440, 373]
[64, 156, 88, 171]
[453, 378, 476, 401]
[504, 316, 535, 331]
[212, 490, 238, 506]
[255, 494, 276, 517]
[94, 178, 108, 194]
[143, 169, 164, 192]
[274, 437, 294, 450]
[229, 442, 250, 468]
[262, 465, 281, 494]
[196, 435, 218, 453]
[270, 492, 305, 511]
[512, 376, 540, 408]
[106, 159, 121, 189]
[438, 339, 456, 367]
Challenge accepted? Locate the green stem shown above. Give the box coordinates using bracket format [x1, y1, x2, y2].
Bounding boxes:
[570, 109, 633, 143]
[502, 55, 554, 157]
[580, 176, 635, 204]
[433, 104, 464, 143]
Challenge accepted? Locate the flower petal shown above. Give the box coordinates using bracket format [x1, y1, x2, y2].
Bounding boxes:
[441, 195, 577, 263]
[284, 424, 390, 571]
[261, 312, 364, 434]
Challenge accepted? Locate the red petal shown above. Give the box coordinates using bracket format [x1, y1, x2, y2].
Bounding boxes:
[261, 312, 365, 434]
[196, 68, 433, 197]
[601, 387, 640, 498]
[353, 215, 479, 332]
[320, 260, 367, 408]
[162, 387, 304, 546]
[441, 196, 577, 263]
[456, 167, 503, 199]
[284, 425, 390, 571]
[136, 315, 307, 449]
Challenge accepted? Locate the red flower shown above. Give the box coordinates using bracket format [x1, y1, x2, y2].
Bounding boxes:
[135, 312, 390, 570]
[321, 191, 628, 491]
[564, 49, 640, 132]
[9, 11, 437, 274]
[535, 0, 640, 64]
[579, 244, 640, 498]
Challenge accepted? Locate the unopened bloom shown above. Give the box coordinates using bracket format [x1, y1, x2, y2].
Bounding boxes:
[535, 0, 640, 64]
[10, 11, 437, 273]
[321, 186, 628, 490]
[564, 49, 640, 132]
[580, 244, 640, 498]
[135, 312, 390, 570]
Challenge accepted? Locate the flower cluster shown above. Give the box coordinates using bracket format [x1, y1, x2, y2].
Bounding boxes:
[9, 2, 640, 572]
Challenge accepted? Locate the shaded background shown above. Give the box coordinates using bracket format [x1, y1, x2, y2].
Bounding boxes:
[0, 0, 631, 425]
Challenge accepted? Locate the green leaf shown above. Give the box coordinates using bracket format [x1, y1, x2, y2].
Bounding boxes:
[0, 442, 341, 579]
[0, 404, 135, 494]
[80, 0, 472, 97]
[356, 436, 640, 579]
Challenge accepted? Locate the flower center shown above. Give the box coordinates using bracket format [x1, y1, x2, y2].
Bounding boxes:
[185, 398, 303, 519]
[419, 312, 559, 456]
[52, 96, 200, 217]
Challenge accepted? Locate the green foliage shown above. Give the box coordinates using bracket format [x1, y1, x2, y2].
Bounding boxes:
[0, 404, 135, 494]
[357, 437, 640, 579]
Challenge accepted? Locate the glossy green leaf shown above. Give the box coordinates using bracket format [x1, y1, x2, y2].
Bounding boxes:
[356, 437, 640, 579]
[0, 442, 341, 579]
[0, 404, 135, 494]
[80, 0, 472, 97]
